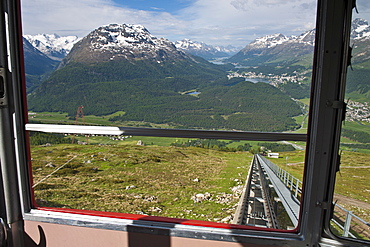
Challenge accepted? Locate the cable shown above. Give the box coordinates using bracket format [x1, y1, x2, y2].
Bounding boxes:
[32, 155, 78, 188]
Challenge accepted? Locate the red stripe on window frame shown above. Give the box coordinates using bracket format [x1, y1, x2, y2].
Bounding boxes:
[36, 207, 297, 233]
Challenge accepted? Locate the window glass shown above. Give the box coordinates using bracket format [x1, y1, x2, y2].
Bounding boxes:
[330, 0, 370, 241]
[22, 0, 314, 230]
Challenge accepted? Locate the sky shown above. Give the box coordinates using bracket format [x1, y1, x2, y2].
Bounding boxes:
[20, 0, 370, 47]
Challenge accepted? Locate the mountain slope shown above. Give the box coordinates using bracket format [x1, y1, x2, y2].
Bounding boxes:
[228, 30, 315, 67]
[27, 24, 302, 132]
[58, 24, 193, 68]
[23, 38, 59, 89]
[28, 23, 229, 114]
[342, 18, 370, 100]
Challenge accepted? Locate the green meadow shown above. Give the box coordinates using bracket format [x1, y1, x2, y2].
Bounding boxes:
[32, 142, 252, 223]
[29, 110, 369, 229]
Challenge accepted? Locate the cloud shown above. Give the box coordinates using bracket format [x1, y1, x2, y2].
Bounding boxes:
[176, 0, 317, 45]
[21, 0, 184, 37]
[21, 0, 318, 47]
[231, 0, 292, 10]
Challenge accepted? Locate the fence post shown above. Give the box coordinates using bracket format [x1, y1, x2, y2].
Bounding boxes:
[343, 210, 353, 237]
[295, 178, 299, 198]
[290, 175, 293, 191]
[283, 170, 286, 185]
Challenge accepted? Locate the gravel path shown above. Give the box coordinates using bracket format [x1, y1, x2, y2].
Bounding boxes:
[334, 194, 370, 210]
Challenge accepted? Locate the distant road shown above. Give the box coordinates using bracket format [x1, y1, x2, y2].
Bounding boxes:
[334, 194, 370, 210]
[354, 120, 370, 127]
[281, 141, 305, 150]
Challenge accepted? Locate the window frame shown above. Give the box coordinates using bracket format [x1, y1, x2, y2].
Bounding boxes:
[0, 0, 368, 246]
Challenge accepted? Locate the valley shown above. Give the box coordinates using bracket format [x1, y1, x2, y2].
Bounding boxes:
[25, 23, 303, 133]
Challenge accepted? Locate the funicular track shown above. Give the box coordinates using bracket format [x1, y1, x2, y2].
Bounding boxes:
[232, 155, 279, 228]
[234, 154, 370, 239]
[233, 154, 300, 229]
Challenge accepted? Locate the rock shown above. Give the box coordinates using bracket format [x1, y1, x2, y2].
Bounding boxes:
[143, 195, 157, 202]
[191, 192, 211, 203]
[125, 185, 136, 190]
[148, 207, 162, 213]
[45, 162, 55, 168]
[135, 211, 147, 215]
[221, 216, 232, 223]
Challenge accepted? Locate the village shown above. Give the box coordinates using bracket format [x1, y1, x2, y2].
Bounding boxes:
[346, 100, 370, 123]
[228, 71, 370, 123]
[227, 70, 307, 85]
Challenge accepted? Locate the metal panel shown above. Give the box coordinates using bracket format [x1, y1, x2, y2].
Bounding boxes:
[301, 0, 362, 245]
[0, 0, 26, 246]
[26, 123, 307, 142]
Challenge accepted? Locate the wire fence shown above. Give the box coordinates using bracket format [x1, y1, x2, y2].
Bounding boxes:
[258, 154, 369, 240]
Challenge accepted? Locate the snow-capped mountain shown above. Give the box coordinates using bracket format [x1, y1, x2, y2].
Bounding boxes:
[227, 29, 315, 66]
[174, 39, 239, 59]
[349, 18, 370, 65]
[351, 18, 370, 40]
[246, 33, 290, 49]
[24, 33, 80, 61]
[242, 29, 314, 52]
[27, 24, 231, 121]
[23, 38, 59, 89]
[60, 24, 192, 67]
[295, 29, 316, 46]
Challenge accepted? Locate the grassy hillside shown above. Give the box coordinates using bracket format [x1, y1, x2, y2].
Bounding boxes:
[32, 142, 251, 223]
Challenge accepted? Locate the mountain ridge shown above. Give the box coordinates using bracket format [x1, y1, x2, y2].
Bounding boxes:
[24, 33, 80, 61]
[227, 29, 315, 66]
[58, 24, 195, 68]
[174, 39, 240, 59]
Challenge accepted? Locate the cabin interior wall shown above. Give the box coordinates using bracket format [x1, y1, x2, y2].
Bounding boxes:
[24, 220, 269, 247]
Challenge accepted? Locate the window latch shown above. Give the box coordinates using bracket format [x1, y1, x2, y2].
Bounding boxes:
[326, 100, 347, 121]
[326, 100, 345, 109]
[316, 201, 331, 210]
[0, 67, 8, 107]
[351, 0, 359, 14]
[347, 45, 353, 70]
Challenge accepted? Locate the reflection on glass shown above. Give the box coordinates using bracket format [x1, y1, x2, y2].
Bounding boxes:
[330, 0, 370, 241]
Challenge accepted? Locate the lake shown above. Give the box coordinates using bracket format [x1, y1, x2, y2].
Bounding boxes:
[186, 91, 201, 95]
[245, 78, 271, 84]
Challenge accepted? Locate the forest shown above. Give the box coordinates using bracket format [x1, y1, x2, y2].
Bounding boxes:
[346, 68, 370, 95]
[106, 80, 302, 131]
[29, 132, 71, 145]
[170, 139, 252, 152]
[27, 59, 303, 132]
[341, 128, 370, 143]
[257, 142, 296, 152]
